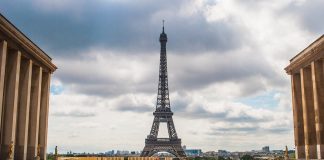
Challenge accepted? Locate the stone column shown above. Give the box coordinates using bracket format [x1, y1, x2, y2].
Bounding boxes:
[0, 50, 21, 159]
[27, 66, 42, 160]
[0, 40, 7, 147]
[300, 66, 317, 159]
[291, 73, 305, 159]
[39, 72, 51, 160]
[15, 59, 33, 160]
[311, 60, 324, 159]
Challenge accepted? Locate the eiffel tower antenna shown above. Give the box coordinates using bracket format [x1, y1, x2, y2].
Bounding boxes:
[141, 22, 186, 158]
[162, 20, 165, 32]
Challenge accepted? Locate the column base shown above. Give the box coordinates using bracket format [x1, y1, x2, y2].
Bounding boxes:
[0, 144, 14, 160]
[40, 146, 46, 160]
[317, 144, 324, 159]
[15, 145, 27, 160]
[306, 144, 317, 159]
[296, 145, 306, 159]
[27, 146, 37, 160]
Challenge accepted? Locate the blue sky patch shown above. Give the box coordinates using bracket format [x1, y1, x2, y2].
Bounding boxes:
[236, 91, 279, 109]
[50, 84, 64, 95]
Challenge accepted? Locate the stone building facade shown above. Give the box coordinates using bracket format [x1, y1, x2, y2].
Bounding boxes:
[0, 14, 56, 159]
[285, 35, 324, 159]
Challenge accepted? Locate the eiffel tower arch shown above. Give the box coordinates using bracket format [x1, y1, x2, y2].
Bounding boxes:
[141, 23, 186, 158]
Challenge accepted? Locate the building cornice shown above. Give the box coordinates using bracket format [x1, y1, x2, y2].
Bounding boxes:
[285, 35, 324, 75]
[0, 13, 57, 73]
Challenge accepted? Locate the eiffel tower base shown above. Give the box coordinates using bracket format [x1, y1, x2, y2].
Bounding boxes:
[141, 138, 186, 158]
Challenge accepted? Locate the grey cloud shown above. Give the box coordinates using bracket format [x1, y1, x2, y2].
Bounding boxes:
[172, 63, 270, 91]
[281, 0, 324, 34]
[54, 50, 287, 98]
[207, 126, 292, 135]
[211, 126, 259, 134]
[1, 0, 301, 151]
[153, 97, 272, 123]
[266, 127, 290, 134]
[72, 84, 135, 98]
[52, 110, 96, 117]
[0, 0, 243, 58]
[111, 92, 292, 136]
[66, 79, 156, 98]
[0, 0, 287, 98]
[114, 100, 272, 127]
[177, 105, 270, 123]
[209, 125, 290, 136]
[116, 104, 153, 113]
[170, 54, 287, 95]
[68, 134, 79, 138]
[113, 96, 154, 113]
[170, 97, 187, 112]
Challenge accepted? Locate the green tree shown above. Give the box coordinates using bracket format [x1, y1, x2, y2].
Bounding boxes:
[240, 155, 253, 160]
[218, 156, 226, 160]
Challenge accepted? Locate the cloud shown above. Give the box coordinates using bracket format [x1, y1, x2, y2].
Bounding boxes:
[52, 110, 96, 117]
[0, 0, 244, 57]
[210, 125, 259, 134]
[74, 122, 101, 128]
[113, 94, 154, 113]
[174, 102, 272, 123]
[2, 0, 316, 152]
[282, 0, 324, 34]
[52, 48, 287, 99]
[116, 105, 152, 113]
[209, 117, 291, 135]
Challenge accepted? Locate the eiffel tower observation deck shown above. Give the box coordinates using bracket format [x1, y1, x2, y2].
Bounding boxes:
[141, 22, 186, 158]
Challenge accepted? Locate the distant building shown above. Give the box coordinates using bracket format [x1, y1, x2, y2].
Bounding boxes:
[218, 150, 230, 157]
[184, 149, 202, 157]
[285, 35, 324, 159]
[271, 150, 284, 156]
[204, 151, 217, 157]
[128, 151, 140, 156]
[116, 150, 129, 155]
[105, 150, 115, 155]
[262, 146, 270, 153]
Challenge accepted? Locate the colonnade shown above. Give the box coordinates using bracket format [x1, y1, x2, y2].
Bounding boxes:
[291, 58, 324, 159]
[0, 40, 52, 160]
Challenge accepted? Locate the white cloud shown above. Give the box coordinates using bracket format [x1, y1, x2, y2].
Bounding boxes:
[4, 0, 319, 153]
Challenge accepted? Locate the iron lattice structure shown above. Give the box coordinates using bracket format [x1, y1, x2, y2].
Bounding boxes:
[141, 25, 186, 158]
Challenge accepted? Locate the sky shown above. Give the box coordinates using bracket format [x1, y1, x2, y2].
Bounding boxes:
[1, 0, 324, 154]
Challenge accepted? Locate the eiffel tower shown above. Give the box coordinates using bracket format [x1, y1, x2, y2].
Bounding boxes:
[141, 22, 186, 158]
